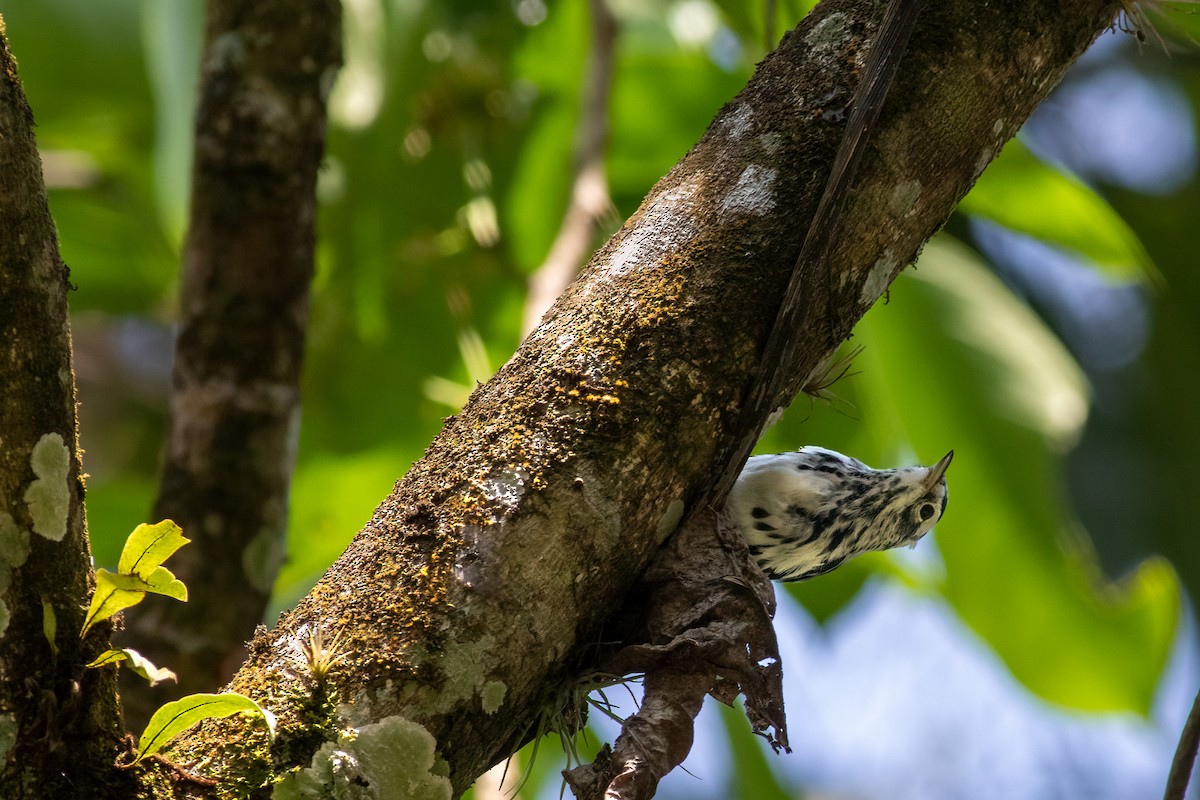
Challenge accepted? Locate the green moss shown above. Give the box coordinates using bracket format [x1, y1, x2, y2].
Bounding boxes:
[23, 433, 70, 541]
[269, 681, 340, 770]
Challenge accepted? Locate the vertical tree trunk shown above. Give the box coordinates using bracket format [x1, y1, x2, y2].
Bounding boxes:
[119, 0, 342, 727]
[0, 26, 129, 799]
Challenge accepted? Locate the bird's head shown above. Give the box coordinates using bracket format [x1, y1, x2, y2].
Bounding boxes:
[867, 449, 953, 551]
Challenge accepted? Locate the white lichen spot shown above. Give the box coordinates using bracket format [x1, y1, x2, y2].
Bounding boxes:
[758, 131, 783, 156]
[805, 12, 849, 50]
[600, 179, 701, 279]
[0, 600, 8, 638]
[556, 333, 576, 351]
[23, 433, 70, 542]
[655, 499, 686, 543]
[764, 405, 788, 428]
[861, 251, 897, 306]
[720, 165, 778, 216]
[719, 104, 754, 139]
[887, 179, 922, 218]
[0, 714, 15, 759]
[0, 512, 30, 571]
[992, 118, 1005, 136]
[272, 715, 451, 800]
[480, 466, 530, 521]
[481, 680, 507, 714]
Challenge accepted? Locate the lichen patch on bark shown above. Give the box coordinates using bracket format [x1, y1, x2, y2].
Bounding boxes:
[23, 433, 70, 542]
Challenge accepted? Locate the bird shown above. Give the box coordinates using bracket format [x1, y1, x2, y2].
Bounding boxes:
[726, 447, 953, 581]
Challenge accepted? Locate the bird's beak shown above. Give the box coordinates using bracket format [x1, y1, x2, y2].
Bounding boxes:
[922, 450, 954, 491]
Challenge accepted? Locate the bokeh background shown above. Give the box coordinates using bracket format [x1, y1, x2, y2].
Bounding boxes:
[5, 1, 1200, 797]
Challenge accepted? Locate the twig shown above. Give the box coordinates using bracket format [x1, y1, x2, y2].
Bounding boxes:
[1164, 686, 1200, 800]
[521, 0, 619, 337]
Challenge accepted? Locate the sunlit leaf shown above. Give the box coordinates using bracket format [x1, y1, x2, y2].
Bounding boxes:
[139, 565, 188, 602]
[81, 569, 149, 637]
[117, 519, 189, 582]
[85, 647, 177, 686]
[135, 692, 274, 762]
[80, 520, 189, 636]
[961, 138, 1156, 282]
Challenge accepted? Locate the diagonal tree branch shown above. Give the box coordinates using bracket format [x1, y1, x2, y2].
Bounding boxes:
[118, 0, 342, 727]
[166, 0, 1121, 795]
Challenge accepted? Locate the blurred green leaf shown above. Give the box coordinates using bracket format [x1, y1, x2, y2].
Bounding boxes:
[849, 237, 1178, 714]
[84, 478, 158, 569]
[42, 598, 58, 657]
[961, 139, 1155, 282]
[608, 47, 747, 207]
[711, 0, 817, 52]
[716, 701, 791, 799]
[141, 0, 203, 244]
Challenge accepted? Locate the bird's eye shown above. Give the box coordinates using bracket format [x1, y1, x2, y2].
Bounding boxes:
[917, 503, 936, 522]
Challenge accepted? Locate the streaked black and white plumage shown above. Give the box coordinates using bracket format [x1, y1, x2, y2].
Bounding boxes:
[726, 447, 953, 582]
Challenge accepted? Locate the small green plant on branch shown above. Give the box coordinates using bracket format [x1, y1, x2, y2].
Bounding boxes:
[74, 520, 274, 764]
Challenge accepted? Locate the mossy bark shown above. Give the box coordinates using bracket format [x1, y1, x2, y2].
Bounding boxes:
[0, 20, 130, 800]
[165, 0, 1120, 796]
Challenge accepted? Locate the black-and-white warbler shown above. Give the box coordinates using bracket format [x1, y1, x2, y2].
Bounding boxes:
[727, 447, 953, 581]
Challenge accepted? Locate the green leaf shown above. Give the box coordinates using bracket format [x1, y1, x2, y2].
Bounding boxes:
[80, 565, 186, 637]
[135, 692, 274, 763]
[41, 597, 57, 657]
[847, 236, 1179, 713]
[86, 647, 177, 687]
[81, 569, 148, 637]
[715, 702, 791, 799]
[84, 648, 128, 669]
[960, 138, 1156, 282]
[117, 520, 190, 582]
[139, 565, 188, 602]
